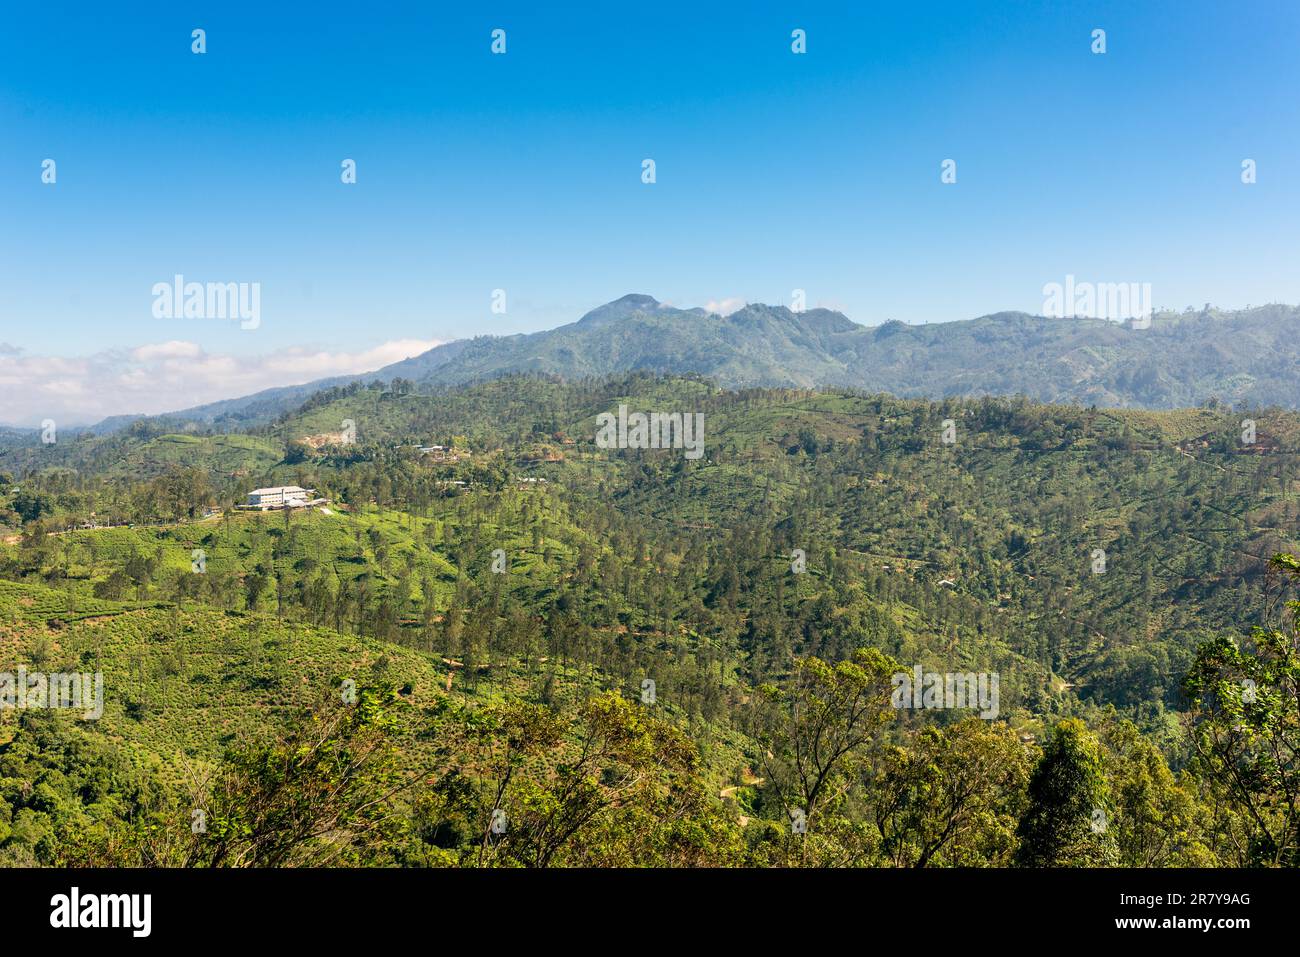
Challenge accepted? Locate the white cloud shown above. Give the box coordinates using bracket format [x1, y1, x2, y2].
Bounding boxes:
[704, 297, 748, 316]
[0, 338, 443, 427]
[132, 341, 203, 361]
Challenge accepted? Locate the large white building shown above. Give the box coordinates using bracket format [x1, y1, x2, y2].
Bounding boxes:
[244, 486, 314, 509]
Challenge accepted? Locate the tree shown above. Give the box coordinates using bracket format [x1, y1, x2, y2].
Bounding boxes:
[243, 567, 269, 611]
[93, 568, 130, 601]
[12, 490, 52, 524]
[1101, 719, 1210, 866]
[756, 647, 898, 842]
[57, 685, 411, 868]
[871, 719, 1031, 867]
[1015, 718, 1117, 866]
[469, 693, 740, 868]
[194, 685, 410, 866]
[148, 467, 212, 521]
[123, 549, 154, 600]
[1183, 552, 1300, 865]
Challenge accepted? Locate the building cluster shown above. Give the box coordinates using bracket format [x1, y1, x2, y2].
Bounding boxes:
[418, 444, 469, 463]
[240, 486, 328, 510]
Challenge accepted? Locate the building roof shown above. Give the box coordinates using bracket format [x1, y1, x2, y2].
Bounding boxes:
[248, 486, 310, 496]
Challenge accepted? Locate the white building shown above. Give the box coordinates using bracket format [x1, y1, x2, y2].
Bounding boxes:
[245, 486, 314, 509]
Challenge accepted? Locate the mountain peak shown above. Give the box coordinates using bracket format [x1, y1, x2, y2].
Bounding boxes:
[577, 293, 665, 325]
[613, 293, 660, 308]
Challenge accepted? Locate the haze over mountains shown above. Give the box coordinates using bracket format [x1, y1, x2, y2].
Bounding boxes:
[62, 295, 1300, 433]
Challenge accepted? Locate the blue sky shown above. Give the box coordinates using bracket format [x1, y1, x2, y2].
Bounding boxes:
[1, 0, 1298, 422]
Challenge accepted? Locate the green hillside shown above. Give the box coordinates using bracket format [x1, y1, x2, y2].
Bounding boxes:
[2, 374, 1299, 867]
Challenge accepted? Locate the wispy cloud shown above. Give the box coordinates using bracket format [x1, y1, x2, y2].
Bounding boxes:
[704, 297, 748, 316]
[0, 339, 442, 427]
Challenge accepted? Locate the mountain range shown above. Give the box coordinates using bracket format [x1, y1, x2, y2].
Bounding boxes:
[65, 295, 1300, 433]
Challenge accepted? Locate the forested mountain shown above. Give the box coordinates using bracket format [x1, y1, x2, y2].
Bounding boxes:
[2, 374, 1299, 867]
[124, 296, 1300, 433]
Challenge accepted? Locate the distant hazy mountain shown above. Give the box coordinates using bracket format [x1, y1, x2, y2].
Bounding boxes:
[379, 295, 1300, 407]
[375, 294, 862, 389]
[111, 295, 1300, 431]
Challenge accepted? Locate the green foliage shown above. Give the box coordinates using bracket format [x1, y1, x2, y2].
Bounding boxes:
[872, 720, 1031, 867]
[1183, 553, 1300, 865]
[2, 374, 1299, 867]
[756, 648, 898, 835]
[1015, 719, 1117, 866]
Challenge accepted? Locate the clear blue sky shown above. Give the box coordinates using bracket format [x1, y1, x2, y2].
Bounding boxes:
[3, 0, 1299, 361]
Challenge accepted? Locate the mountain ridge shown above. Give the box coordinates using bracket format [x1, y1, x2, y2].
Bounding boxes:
[80, 297, 1300, 433]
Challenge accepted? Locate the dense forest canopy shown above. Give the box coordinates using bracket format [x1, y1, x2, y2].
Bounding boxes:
[1, 373, 1297, 867]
